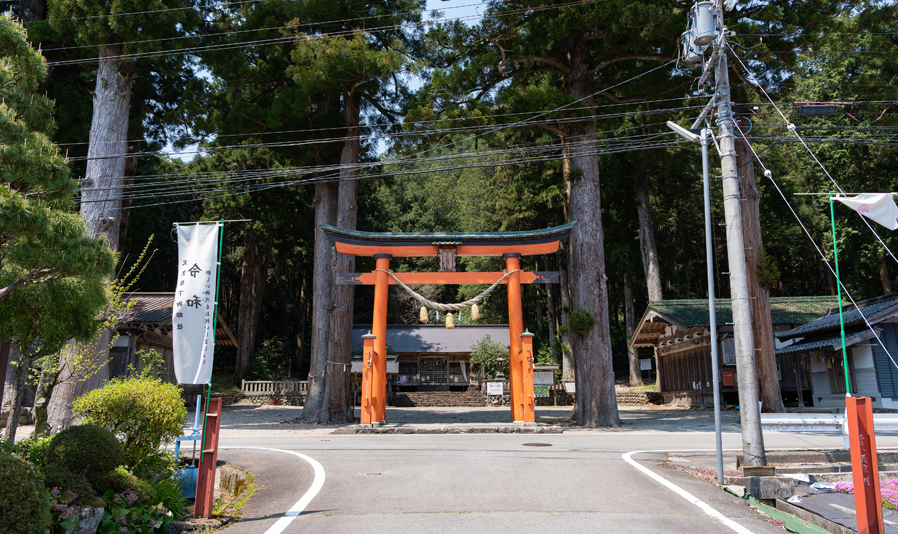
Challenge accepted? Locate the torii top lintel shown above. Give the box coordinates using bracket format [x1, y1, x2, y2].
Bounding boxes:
[321, 221, 577, 257]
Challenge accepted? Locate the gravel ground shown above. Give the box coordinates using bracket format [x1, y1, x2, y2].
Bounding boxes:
[210, 404, 743, 436]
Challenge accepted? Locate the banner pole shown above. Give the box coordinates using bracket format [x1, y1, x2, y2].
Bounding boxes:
[200, 220, 225, 463]
[829, 192, 851, 395]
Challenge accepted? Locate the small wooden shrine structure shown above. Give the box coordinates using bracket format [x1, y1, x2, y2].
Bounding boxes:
[324, 222, 575, 425]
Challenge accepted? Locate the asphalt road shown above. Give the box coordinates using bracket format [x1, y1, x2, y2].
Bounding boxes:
[214, 430, 898, 534]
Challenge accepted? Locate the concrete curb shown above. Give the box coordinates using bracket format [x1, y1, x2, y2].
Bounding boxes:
[332, 425, 565, 435]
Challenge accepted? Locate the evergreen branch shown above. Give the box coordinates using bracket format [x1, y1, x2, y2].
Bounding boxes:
[593, 55, 664, 74]
[0, 268, 58, 300]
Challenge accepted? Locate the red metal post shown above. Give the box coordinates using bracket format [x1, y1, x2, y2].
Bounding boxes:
[846, 396, 884, 534]
[361, 333, 376, 424]
[194, 397, 222, 518]
[505, 254, 524, 422]
[371, 254, 391, 423]
[520, 331, 536, 423]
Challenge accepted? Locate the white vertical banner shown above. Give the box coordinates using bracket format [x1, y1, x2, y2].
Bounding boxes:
[172, 223, 221, 384]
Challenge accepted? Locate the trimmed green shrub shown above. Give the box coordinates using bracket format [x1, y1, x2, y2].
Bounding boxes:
[73, 376, 186, 472]
[90, 466, 156, 504]
[0, 451, 49, 534]
[42, 465, 95, 503]
[0, 435, 52, 469]
[45, 424, 123, 476]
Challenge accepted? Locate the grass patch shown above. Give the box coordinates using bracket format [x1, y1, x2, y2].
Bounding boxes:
[212, 472, 257, 518]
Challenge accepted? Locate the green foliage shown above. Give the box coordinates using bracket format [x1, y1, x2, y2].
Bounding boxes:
[90, 467, 156, 506]
[0, 14, 116, 306]
[150, 475, 188, 519]
[99, 489, 173, 534]
[46, 424, 124, 476]
[42, 465, 96, 504]
[469, 335, 509, 380]
[48, 487, 82, 531]
[1, 436, 53, 470]
[73, 377, 186, 472]
[0, 451, 50, 534]
[128, 349, 167, 380]
[566, 308, 597, 337]
[756, 248, 782, 290]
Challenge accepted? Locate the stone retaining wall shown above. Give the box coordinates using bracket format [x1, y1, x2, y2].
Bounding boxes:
[392, 389, 483, 407]
[616, 390, 663, 406]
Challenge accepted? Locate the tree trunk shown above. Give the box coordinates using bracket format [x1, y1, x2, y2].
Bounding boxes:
[677, 210, 691, 298]
[636, 180, 663, 302]
[635, 179, 663, 391]
[232, 227, 273, 383]
[17, 0, 45, 24]
[48, 47, 133, 431]
[2, 345, 26, 444]
[879, 251, 892, 295]
[297, 276, 309, 376]
[302, 182, 339, 421]
[737, 131, 784, 413]
[624, 272, 644, 388]
[318, 89, 361, 424]
[1, 349, 15, 412]
[31, 368, 53, 438]
[558, 242, 575, 381]
[564, 64, 618, 427]
[544, 256, 558, 358]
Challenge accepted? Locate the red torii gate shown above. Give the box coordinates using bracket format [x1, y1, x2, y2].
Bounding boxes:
[323, 222, 575, 425]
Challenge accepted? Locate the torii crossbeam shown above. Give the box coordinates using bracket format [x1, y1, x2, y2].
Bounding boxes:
[323, 221, 576, 425]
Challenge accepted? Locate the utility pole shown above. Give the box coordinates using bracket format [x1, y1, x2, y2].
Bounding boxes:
[716, 51, 766, 466]
[678, 0, 766, 466]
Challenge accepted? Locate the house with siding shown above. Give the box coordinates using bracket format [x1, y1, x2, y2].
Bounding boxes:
[775, 292, 898, 409]
[628, 297, 837, 407]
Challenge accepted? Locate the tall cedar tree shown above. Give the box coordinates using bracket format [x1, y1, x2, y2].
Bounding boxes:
[292, 0, 425, 423]
[0, 14, 112, 442]
[45, 0, 203, 430]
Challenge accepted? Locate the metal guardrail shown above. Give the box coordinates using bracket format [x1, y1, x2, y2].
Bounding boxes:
[241, 379, 308, 395]
[761, 413, 898, 433]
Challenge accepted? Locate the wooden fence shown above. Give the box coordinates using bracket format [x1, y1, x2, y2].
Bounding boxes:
[241, 380, 308, 396]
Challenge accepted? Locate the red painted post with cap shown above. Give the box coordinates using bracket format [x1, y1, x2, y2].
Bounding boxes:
[194, 397, 222, 518]
[846, 396, 884, 534]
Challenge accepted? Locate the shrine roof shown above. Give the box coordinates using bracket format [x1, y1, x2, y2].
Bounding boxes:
[321, 222, 576, 257]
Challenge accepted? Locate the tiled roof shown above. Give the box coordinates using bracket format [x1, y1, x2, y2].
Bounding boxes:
[126, 292, 175, 323]
[647, 296, 838, 329]
[778, 292, 898, 340]
[351, 325, 510, 353]
[776, 329, 879, 355]
[629, 296, 838, 348]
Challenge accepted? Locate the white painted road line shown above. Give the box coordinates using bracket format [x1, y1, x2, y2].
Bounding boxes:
[220, 446, 326, 534]
[622, 450, 753, 534]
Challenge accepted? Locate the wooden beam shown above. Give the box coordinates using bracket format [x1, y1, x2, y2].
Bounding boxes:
[337, 271, 559, 285]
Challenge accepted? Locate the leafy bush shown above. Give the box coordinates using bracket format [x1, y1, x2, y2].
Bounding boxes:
[90, 466, 156, 505]
[42, 465, 96, 504]
[0, 451, 49, 534]
[469, 335, 510, 380]
[99, 489, 173, 534]
[45, 424, 123, 476]
[73, 376, 186, 472]
[151, 475, 188, 519]
[0, 435, 52, 469]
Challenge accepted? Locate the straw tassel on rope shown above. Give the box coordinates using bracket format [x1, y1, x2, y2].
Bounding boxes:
[471, 303, 480, 321]
[446, 312, 454, 329]
[420, 306, 428, 323]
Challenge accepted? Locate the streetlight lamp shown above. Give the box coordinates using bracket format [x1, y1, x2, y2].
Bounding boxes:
[667, 120, 724, 484]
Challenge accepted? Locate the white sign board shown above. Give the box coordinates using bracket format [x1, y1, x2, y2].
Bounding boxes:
[172, 223, 220, 384]
[486, 382, 504, 395]
[639, 358, 652, 371]
[564, 382, 576, 393]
